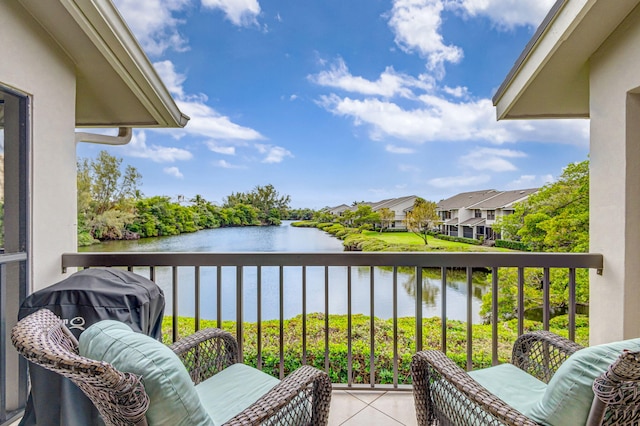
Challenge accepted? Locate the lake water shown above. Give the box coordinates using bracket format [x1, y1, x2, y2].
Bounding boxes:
[81, 221, 489, 323]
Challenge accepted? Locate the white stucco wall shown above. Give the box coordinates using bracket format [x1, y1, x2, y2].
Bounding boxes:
[0, 1, 78, 291]
[589, 4, 640, 344]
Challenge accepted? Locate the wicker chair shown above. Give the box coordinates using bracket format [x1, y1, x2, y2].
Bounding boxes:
[411, 331, 640, 426]
[11, 309, 332, 426]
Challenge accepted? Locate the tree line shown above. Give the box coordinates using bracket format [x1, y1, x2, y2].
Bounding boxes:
[77, 151, 296, 245]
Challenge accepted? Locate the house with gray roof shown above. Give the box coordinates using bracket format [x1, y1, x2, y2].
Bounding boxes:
[437, 188, 538, 240]
[327, 195, 418, 229]
[370, 195, 418, 229]
[325, 204, 351, 217]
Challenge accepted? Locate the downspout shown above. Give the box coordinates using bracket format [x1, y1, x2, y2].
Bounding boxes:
[75, 127, 132, 145]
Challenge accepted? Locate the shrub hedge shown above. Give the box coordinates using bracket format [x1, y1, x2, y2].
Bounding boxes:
[495, 239, 531, 251]
[435, 234, 482, 245]
[162, 314, 589, 384]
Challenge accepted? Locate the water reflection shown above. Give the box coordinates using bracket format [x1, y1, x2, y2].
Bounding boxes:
[80, 222, 489, 323]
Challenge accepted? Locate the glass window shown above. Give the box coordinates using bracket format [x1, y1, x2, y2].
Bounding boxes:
[0, 85, 30, 422]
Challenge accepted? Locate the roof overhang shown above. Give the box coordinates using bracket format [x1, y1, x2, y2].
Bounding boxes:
[492, 0, 640, 120]
[460, 218, 486, 227]
[18, 0, 189, 128]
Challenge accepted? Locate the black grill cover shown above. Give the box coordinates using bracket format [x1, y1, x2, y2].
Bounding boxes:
[18, 268, 165, 426]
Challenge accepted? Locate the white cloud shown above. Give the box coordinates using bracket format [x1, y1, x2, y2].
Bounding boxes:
[163, 166, 184, 178]
[386, 145, 415, 154]
[507, 174, 555, 189]
[541, 174, 554, 184]
[318, 92, 589, 146]
[201, 0, 261, 26]
[153, 60, 186, 97]
[387, 0, 463, 72]
[153, 61, 264, 142]
[399, 164, 421, 173]
[215, 159, 245, 169]
[460, 147, 526, 172]
[176, 97, 264, 141]
[206, 142, 236, 155]
[429, 174, 491, 188]
[114, 0, 189, 56]
[449, 0, 556, 29]
[308, 58, 434, 98]
[256, 144, 293, 163]
[507, 174, 535, 187]
[123, 131, 193, 162]
[443, 85, 469, 98]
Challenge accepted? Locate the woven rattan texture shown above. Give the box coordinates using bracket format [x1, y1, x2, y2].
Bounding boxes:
[412, 330, 640, 426]
[411, 331, 589, 426]
[12, 309, 331, 426]
[593, 349, 640, 425]
[11, 309, 149, 426]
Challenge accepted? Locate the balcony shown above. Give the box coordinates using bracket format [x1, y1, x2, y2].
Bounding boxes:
[2, 251, 602, 426]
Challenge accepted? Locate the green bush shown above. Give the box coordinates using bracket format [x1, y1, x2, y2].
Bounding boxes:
[163, 314, 589, 384]
[495, 239, 531, 251]
[77, 231, 100, 246]
[435, 234, 482, 245]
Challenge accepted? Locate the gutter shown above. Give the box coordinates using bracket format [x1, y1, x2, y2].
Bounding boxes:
[75, 127, 132, 145]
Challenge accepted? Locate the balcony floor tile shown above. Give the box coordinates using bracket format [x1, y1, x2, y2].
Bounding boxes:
[9, 390, 418, 426]
[329, 390, 417, 426]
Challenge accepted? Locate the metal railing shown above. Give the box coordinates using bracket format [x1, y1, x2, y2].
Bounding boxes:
[62, 251, 603, 390]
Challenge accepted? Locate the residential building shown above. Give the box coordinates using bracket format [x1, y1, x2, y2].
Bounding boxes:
[327, 195, 417, 229]
[369, 195, 417, 229]
[437, 189, 538, 240]
[325, 204, 350, 217]
[468, 188, 539, 240]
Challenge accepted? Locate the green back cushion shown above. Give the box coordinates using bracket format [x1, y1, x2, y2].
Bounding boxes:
[78, 320, 213, 426]
[526, 338, 640, 426]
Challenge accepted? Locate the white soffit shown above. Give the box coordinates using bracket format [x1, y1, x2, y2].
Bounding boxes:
[493, 0, 640, 120]
[18, 0, 189, 128]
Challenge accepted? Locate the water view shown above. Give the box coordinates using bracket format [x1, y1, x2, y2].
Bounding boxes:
[80, 222, 489, 323]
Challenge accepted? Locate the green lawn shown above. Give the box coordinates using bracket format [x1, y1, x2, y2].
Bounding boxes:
[361, 230, 513, 252]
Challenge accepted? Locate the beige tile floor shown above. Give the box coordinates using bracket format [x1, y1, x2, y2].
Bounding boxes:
[329, 390, 417, 426]
[9, 390, 418, 426]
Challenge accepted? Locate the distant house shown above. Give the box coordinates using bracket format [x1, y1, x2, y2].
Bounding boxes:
[369, 195, 417, 229]
[326, 204, 351, 217]
[327, 195, 418, 229]
[437, 189, 538, 240]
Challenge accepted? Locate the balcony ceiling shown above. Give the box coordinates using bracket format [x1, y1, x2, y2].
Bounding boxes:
[493, 0, 640, 120]
[17, 0, 189, 128]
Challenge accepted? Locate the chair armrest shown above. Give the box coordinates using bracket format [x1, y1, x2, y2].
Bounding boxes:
[412, 350, 539, 426]
[169, 328, 239, 384]
[224, 365, 332, 426]
[511, 331, 583, 383]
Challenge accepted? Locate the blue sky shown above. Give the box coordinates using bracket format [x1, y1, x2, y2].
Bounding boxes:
[76, 0, 589, 209]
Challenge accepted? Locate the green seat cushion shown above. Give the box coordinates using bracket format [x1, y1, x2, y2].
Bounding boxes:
[196, 363, 280, 425]
[526, 338, 640, 426]
[469, 363, 547, 415]
[78, 320, 213, 426]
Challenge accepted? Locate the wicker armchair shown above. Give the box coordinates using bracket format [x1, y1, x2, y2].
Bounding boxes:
[11, 309, 332, 426]
[411, 331, 640, 426]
